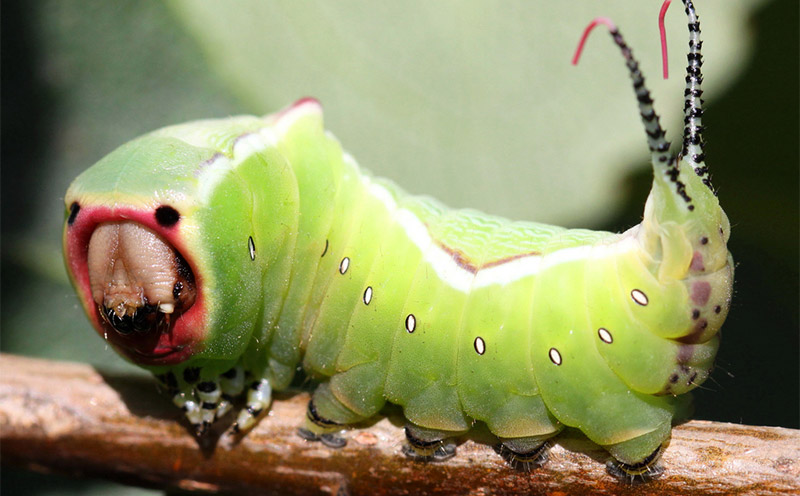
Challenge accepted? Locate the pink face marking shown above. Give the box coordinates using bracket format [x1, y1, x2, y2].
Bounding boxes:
[64, 203, 207, 365]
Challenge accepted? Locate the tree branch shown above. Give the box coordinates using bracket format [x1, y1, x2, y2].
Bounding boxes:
[1, 354, 798, 495]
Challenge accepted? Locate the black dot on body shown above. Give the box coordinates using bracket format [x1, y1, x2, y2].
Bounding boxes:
[155, 205, 180, 227]
[669, 373, 679, 384]
[67, 202, 80, 225]
[714, 305, 721, 314]
[692, 309, 700, 320]
[700, 236, 709, 245]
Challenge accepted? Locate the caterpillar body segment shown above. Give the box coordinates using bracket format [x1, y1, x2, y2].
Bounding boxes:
[63, 0, 732, 479]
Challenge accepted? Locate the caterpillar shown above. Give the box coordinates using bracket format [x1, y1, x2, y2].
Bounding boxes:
[63, 0, 732, 480]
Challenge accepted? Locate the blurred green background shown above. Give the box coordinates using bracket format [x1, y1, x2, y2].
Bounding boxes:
[2, 0, 797, 493]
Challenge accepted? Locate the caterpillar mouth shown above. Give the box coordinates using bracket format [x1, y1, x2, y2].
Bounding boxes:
[87, 221, 197, 360]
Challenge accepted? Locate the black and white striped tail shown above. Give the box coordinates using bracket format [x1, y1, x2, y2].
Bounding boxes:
[681, 0, 713, 192]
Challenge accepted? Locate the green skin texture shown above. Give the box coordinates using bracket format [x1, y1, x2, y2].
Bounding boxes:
[64, 101, 733, 466]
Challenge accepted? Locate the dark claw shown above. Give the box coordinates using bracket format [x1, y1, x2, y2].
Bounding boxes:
[320, 433, 347, 449]
[296, 428, 347, 448]
[402, 442, 456, 462]
[194, 421, 210, 437]
[297, 427, 321, 442]
[606, 447, 664, 483]
[493, 442, 549, 472]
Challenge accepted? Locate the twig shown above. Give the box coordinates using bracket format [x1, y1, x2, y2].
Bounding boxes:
[1, 354, 798, 495]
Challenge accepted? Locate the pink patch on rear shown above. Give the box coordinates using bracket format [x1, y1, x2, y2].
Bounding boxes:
[690, 251, 705, 272]
[691, 281, 712, 306]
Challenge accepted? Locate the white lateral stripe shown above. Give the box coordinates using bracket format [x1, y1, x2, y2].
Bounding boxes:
[197, 154, 232, 203]
[197, 123, 637, 293]
[197, 101, 320, 202]
[198, 127, 283, 203]
[365, 177, 636, 292]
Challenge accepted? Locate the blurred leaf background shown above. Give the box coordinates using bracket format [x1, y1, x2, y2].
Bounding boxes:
[2, 0, 797, 493]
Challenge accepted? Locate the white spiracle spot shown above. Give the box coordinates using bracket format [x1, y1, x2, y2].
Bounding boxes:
[248, 236, 256, 261]
[548, 347, 562, 366]
[474, 337, 486, 355]
[363, 286, 373, 305]
[405, 314, 416, 333]
[598, 327, 613, 344]
[631, 289, 649, 306]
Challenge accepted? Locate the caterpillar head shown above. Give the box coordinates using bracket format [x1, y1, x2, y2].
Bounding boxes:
[63, 105, 310, 370]
[63, 139, 211, 366]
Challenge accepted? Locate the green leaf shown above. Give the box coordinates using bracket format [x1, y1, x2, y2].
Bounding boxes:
[170, 0, 764, 225]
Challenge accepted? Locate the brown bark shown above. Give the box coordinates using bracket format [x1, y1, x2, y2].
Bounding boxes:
[1, 353, 798, 495]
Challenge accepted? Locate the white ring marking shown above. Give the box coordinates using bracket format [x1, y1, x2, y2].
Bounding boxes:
[339, 257, 350, 274]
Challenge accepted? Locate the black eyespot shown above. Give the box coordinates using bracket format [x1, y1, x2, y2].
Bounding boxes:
[68, 202, 80, 225]
[155, 205, 180, 227]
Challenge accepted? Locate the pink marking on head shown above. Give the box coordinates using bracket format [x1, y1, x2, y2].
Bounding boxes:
[691, 281, 712, 306]
[659, 0, 673, 79]
[572, 17, 617, 66]
[64, 204, 207, 365]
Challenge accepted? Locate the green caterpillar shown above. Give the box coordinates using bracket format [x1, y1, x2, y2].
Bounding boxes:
[63, 0, 732, 479]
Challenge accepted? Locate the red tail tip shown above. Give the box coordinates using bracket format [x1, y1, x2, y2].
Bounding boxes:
[659, 0, 673, 79]
[572, 17, 617, 66]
